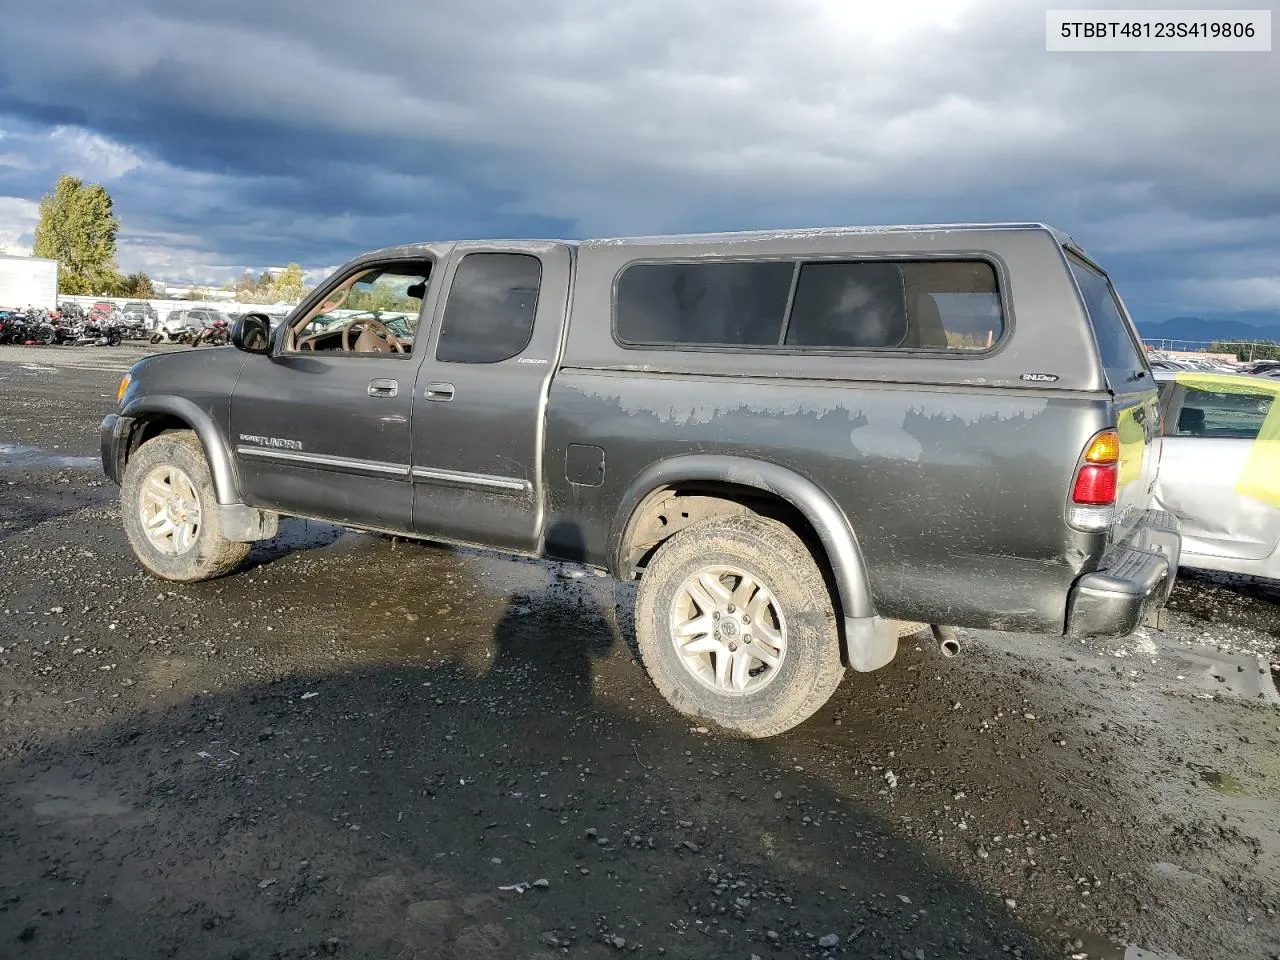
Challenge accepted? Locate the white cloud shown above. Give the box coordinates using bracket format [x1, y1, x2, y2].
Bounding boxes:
[0, 196, 39, 256]
[48, 126, 144, 180]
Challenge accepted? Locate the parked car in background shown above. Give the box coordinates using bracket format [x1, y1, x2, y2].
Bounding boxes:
[89, 301, 116, 322]
[1154, 370, 1279, 579]
[123, 300, 159, 325]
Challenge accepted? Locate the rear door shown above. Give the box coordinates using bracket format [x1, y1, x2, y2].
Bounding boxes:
[409, 242, 571, 552]
[1156, 378, 1280, 560]
[1067, 254, 1160, 540]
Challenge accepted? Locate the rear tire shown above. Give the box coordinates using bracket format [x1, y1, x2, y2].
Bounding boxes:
[120, 431, 249, 582]
[635, 514, 844, 738]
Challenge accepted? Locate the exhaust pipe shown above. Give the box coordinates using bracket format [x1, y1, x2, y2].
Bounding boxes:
[932, 624, 960, 658]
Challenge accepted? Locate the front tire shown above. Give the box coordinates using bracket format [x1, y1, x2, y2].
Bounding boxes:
[635, 514, 844, 738]
[120, 431, 249, 582]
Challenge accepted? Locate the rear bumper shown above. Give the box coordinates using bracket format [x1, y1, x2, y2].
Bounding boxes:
[1065, 509, 1181, 638]
[100, 414, 134, 486]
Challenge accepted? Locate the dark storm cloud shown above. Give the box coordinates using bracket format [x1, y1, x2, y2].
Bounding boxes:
[0, 0, 1276, 317]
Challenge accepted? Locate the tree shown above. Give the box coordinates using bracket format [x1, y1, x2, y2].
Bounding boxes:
[1210, 339, 1280, 362]
[188, 285, 212, 302]
[271, 263, 306, 303]
[116, 272, 156, 298]
[32, 174, 121, 295]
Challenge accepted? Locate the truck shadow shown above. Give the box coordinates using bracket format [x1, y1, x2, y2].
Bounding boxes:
[0, 601, 1058, 960]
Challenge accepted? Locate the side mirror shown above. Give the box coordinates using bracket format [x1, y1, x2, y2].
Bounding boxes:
[231, 313, 272, 354]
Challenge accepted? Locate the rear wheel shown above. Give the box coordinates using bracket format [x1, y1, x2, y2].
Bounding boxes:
[120, 431, 249, 581]
[634, 514, 844, 738]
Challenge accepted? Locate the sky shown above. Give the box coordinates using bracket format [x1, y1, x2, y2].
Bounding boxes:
[0, 0, 1276, 324]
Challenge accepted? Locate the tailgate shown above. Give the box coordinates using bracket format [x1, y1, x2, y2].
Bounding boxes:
[1064, 251, 1159, 543]
[1112, 388, 1161, 541]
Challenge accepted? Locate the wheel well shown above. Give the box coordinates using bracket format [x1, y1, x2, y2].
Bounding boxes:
[128, 414, 192, 459]
[619, 482, 838, 609]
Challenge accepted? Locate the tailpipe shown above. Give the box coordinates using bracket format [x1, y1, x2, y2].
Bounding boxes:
[931, 624, 960, 658]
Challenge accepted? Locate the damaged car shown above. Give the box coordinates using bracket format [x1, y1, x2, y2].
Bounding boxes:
[1154, 370, 1279, 579]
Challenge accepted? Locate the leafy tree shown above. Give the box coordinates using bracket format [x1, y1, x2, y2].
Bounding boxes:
[234, 271, 266, 303]
[188, 285, 212, 302]
[271, 263, 306, 303]
[116, 272, 156, 298]
[32, 174, 121, 295]
[1210, 339, 1280, 362]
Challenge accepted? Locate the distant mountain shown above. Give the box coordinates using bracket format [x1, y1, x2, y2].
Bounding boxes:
[1138, 316, 1280, 346]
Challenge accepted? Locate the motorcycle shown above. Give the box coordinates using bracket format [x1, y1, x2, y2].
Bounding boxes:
[191, 319, 230, 346]
[22, 308, 57, 345]
[150, 326, 196, 345]
[122, 320, 149, 340]
[0, 312, 24, 344]
[74, 322, 123, 346]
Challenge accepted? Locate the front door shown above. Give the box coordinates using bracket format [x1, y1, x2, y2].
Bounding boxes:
[230, 258, 437, 531]
[410, 242, 572, 552]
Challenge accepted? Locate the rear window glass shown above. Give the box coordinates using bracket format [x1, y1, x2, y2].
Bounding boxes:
[784, 261, 1002, 349]
[615, 258, 1004, 351]
[1068, 256, 1149, 387]
[614, 261, 793, 346]
[1170, 386, 1273, 440]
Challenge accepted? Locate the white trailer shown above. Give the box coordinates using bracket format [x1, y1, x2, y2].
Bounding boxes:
[0, 254, 59, 311]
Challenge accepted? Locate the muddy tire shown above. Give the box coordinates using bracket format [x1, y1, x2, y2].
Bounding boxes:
[120, 431, 249, 582]
[634, 514, 844, 738]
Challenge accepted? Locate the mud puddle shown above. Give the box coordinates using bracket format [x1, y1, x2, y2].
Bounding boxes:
[0, 443, 99, 470]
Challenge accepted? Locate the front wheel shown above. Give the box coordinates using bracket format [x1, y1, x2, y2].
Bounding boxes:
[634, 514, 845, 738]
[120, 431, 250, 582]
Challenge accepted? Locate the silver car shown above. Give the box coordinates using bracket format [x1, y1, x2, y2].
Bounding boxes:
[1153, 370, 1280, 578]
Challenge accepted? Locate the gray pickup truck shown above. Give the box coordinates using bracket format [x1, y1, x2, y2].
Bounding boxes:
[102, 223, 1180, 736]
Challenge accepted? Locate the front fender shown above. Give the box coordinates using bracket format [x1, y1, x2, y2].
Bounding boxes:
[120, 395, 241, 505]
[609, 454, 899, 671]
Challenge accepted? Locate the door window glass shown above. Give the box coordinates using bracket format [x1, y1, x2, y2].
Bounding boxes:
[290, 262, 430, 356]
[436, 254, 542, 364]
[1173, 386, 1273, 439]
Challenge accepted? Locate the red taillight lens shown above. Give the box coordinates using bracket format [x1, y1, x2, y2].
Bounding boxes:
[1072, 463, 1117, 505]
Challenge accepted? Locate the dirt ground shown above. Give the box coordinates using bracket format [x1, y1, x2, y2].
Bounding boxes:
[1, 344, 1277, 960]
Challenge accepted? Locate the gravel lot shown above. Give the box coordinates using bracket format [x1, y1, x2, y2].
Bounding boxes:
[1, 344, 1278, 960]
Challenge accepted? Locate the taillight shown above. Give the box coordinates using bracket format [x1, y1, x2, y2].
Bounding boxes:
[1068, 429, 1119, 531]
[1072, 464, 1117, 505]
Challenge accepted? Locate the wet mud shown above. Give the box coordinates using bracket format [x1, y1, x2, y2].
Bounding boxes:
[0, 346, 1277, 960]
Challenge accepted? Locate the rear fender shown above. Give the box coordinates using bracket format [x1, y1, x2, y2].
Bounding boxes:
[610, 454, 899, 671]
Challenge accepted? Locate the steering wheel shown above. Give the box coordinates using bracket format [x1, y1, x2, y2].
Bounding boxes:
[341, 316, 404, 353]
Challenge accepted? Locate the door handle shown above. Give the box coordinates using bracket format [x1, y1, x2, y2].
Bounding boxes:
[425, 382, 455, 402]
[368, 378, 399, 398]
